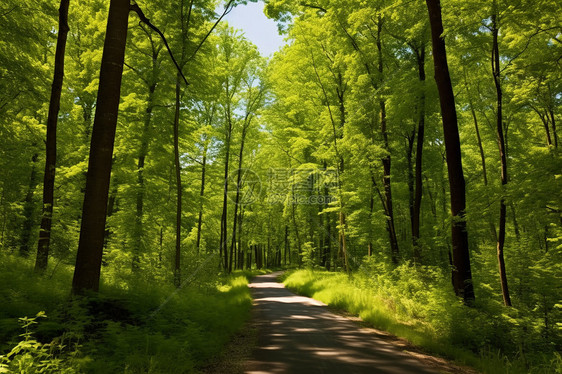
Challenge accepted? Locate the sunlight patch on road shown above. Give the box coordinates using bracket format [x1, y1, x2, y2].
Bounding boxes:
[249, 282, 285, 288]
[255, 295, 326, 306]
[289, 314, 315, 319]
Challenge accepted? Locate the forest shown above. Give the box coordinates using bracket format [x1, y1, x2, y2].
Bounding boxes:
[0, 0, 560, 373]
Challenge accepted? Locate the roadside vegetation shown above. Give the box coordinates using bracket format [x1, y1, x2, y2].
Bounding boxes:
[283, 267, 562, 374]
[0, 256, 259, 373]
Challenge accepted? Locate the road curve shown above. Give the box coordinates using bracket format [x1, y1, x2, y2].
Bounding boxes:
[245, 272, 439, 374]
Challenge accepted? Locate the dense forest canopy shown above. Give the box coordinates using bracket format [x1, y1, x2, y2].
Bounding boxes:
[0, 0, 560, 372]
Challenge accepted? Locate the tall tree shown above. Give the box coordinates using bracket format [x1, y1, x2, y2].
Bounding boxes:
[491, 0, 511, 306]
[35, 0, 70, 273]
[411, 42, 426, 262]
[72, 0, 130, 294]
[425, 0, 474, 303]
[230, 70, 264, 271]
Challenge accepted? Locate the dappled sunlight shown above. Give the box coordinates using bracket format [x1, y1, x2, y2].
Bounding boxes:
[246, 273, 439, 374]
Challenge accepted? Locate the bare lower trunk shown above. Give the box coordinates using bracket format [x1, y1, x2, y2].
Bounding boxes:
[377, 17, 399, 264]
[412, 44, 426, 262]
[173, 76, 182, 288]
[36, 0, 70, 273]
[72, 0, 130, 295]
[426, 0, 474, 303]
[549, 107, 558, 148]
[492, 7, 511, 306]
[196, 143, 207, 253]
[220, 86, 232, 271]
[132, 83, 156, 271]
[230, 122, 248, 272]
[20, 153, 39, 256]
[339, 211, 349, 273]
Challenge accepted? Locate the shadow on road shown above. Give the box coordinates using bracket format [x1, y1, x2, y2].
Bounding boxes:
[245, 272, 439, 374]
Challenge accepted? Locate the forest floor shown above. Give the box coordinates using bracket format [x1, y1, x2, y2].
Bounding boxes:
[208, 271, 480, 374]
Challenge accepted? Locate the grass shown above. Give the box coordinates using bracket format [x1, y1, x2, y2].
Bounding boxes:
[282, 267, 561, 374]
[0, 255, 261, 373]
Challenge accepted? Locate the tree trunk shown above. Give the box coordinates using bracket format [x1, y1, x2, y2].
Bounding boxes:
[220, 89, 232, 271]
[407, 131, 415, 250]
[171, 0, 195, 284]
[284, 224, 288, 265]
[426, 0, 474, 303]
[548, 107, 558, 148]
[291, 187, 302, 259]
[462, 68, 489, 186]
[35, 0, 70, 273]
[237, 207, 244, 269]
[368, 191, 374, 257]
[71, 0, 130, 295]
[20, 153, 39, 256]
[173, 74, 182, 288]
[412, 44, 426, 262]
[492, 7, 511, 306]
[132, 81, 156, 271]
[533, 107, 553, 147]
[0, 189, 5, 251]
[339, 211, 350, 273]
[230, 120, 248, 272]
[196, 141, 208, 253]
[376, 16, 399, 264]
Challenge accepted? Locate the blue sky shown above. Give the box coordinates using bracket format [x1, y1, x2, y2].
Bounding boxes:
[223, 1, 286, 56]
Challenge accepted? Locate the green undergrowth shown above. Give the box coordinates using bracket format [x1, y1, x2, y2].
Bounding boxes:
[0, 255, 260, 373]
[282, 266, 561, 374]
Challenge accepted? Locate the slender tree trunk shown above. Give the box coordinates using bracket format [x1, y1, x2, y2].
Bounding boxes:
[72, 0, 130, 295]
[368, 190, 374, 257]
[284, 224, 288, 265]
[426, 0, 474, 303]
[376, 16, 399, 264]
[171, 0, 194, 284]
[472, 108, 488, 184]
[510, 203, 520, 241]
[533, 107, 553, 147]
[339, 211, 349, 273]
[336, 81, 350, 273]
[464, 71, 498, 241]
[132, 81, 156, 271]
[291, 187, 302, 258]
[407, 132, 415, 249]
[548, 107, 558, 148]
[492, 7, 511, 306]
[20, 153, 39, 256]
[158, 225, 163, 267]
[35, 0, 70, 273]
[0, 189, 5, 251]
[237, 207, 244, 269]
[220, 83, 232, 271]
[173, 75, 182, 288]
[230, 121, 248, 272]
[196, 141, 208, 253]
[412, 44, 426, 262]
[247, 244, 252, 269]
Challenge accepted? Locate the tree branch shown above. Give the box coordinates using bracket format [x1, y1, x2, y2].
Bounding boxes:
[187, 0, 235, 61]
[299, 3, 327, 13]
[130, 3, 189, 86]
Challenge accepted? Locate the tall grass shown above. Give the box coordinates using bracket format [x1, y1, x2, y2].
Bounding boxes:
[0, 255, 256, 373]
[283, 265, 561, 374]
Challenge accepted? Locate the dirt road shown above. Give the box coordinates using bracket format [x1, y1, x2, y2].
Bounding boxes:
[245, 272, 440, 374]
